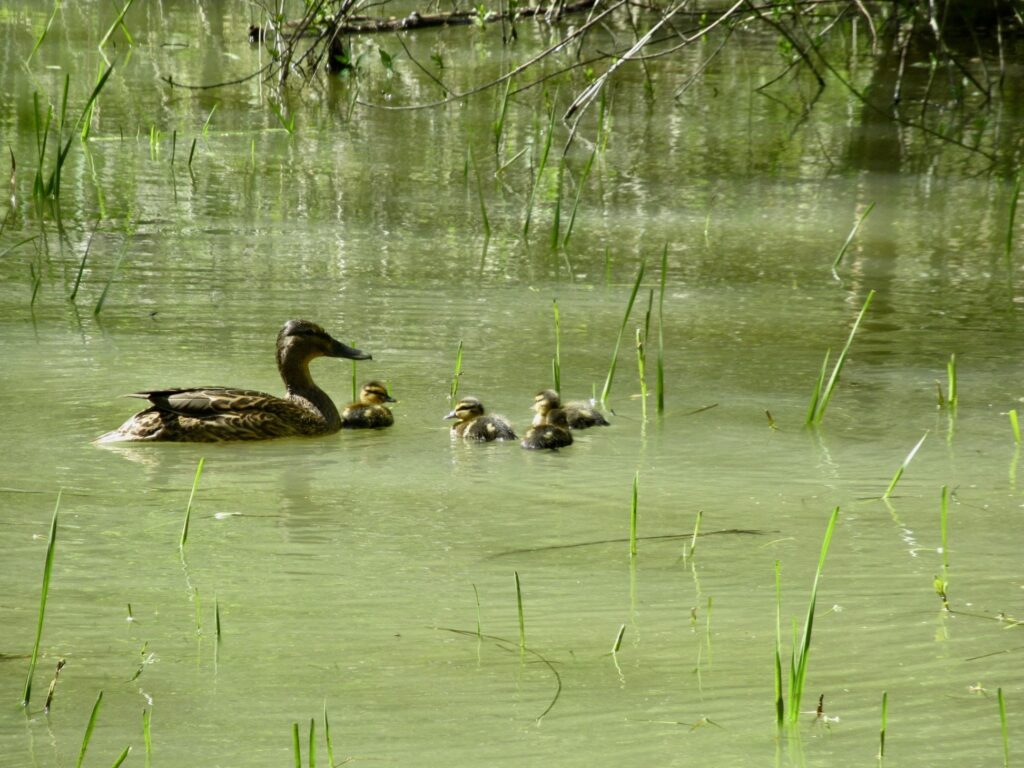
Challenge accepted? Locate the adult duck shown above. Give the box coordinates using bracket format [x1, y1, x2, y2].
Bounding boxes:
[96, 320, 371, 443]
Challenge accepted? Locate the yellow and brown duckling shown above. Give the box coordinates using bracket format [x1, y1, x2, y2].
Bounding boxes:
[532, 389, 609, 429]
[445, 397, 517, 441]
[521, 406, 573, 450]
[95, 319, 372, 443]
[341, 381, 396, 429]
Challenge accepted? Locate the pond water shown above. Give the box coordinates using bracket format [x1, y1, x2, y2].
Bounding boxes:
[2, 3, 1023, 766]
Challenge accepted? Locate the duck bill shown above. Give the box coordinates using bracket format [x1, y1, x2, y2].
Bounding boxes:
[384, 395, 397, 403]
[443, 409, 458, 420]
[329, 340, 372, 360]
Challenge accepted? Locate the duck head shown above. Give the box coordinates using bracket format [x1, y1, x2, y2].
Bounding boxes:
[360, 380, 396, 404]
[532, 389, 561, 415]
[277, 319, 371, 367]
[445, 397, 485, 422]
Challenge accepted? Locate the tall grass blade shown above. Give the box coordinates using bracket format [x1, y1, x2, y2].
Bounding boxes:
[811, 289, 875, 424]
[552, 299, 561, 392]
[110, 745, 131, 768]
[468, 150, 491, 239]
[523, 99, 557, 239]
[998, 687, 1009, 768]
[1010, 409, 1020, 444]
[493, 77, 512, 155]
[688, 509, 703, 559]
[26, 0, 60, 65]
[143, 707, 152, 767]
[947, 353, 958, 408]
[81, 63, 107, 141]
[23, 492, 60, 708]
[879, 690, 888, 759]
[774, 560, 784, 725]
[939, 485, 950, 572]
[636, 328, 647, 423]
[292, 722, 301, 768]
[449, 340, 464, 405]
[93, 235, 128, 316]
[1007, 174, 1021, 261]
[76, 691, 104, 768]
[99, 0, 135, 50]
[514, 571, 525, 653]
[324, 701, 335, 768]
[561, 142, 597, 248]
[550, 159, 564, 251]
[656, 244, 667, 414]
[70, 217, 101, 302]
[832, 201, 875, 272]
[600, 259, 646, 407]
[202, 104, 218, 137]
[179, 457, 205, 550]
[882, 432, 928, 500]
[788, 507, 839, 724]
[308, 717, 316, 768]
[49, 64, 115, 199]
[629, 471, 639, 557]
[611, 624, 626, 654]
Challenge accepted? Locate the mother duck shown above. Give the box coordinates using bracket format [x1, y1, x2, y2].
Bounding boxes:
[96, 320, 371, 443]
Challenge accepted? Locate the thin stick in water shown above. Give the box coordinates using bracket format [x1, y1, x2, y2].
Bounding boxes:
[832, 201, 876, 273]
[882, 432, 928, 500]
[180, 458, 206, 550]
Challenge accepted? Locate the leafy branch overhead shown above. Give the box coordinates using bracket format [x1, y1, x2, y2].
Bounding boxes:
[167, 1, 1021, 161]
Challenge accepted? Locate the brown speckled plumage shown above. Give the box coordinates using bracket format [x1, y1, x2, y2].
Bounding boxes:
[521, 406, 573, 450]
[444, 397, 517, 441]
[341, 381, 396, 429]
[96, 320, 371, 443]
[532, 389, 609, 429]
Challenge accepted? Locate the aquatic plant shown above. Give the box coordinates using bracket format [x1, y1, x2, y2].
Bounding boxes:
[552, 299, 561, 393]
[76, 691, 103, 768]
[600, 259, 645, 407]
[449, 340, 464, 405]
[523, 100, 557, 240]
[468, 149, 491, 239]
[806, 290, 875, 425]
[1008, 174, 1021, 261]
[882, 432, 928, 500]
[22, 492, 59, 708]
[656, 245, 667, 414]
[179, 458, 206, 551]
[998, 687, 1009, 767]
[831, 201, 875, 274]
[1010, 409, 1021, 444]
[515, 571, 526, 653]
[879, 690, 889, 759]
[776, 507, 839, 725]
[629, 471, 639, 557]
[611, 624, 626, 654]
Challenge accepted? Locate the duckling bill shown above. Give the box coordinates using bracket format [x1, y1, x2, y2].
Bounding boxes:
[341, 381, 396, 429]
[445, 397, 517, 441]
[96, 319, 371, 443]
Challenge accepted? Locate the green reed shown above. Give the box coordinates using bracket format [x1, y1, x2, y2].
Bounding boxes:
[468, 149, 491, 239]
[449, 340, 464, 405]
[98, 0, 135, 50]
[552, 299, 561, 392]
[76, 691, 103, 768]
[882, 432, 928, 500]
[806, 289, 875, 425]
[600, 259, 646, 407]
[80, 63, 108, 141]
[687, 509, 703, 559]
[111, 745, 131, 767]
[143, 707, 152, 766]
[656, 245, 667, 414]
[70, 217, 100, 302]
[23, 492, 60, 708]
[773, 560, 784, 725]
[1010, 409, 1021, 444]
[215, 594, 222, 641]
[26, 0, 60, 65]
[493, 77, 512, 155]
[324, 702, 336, 768]
[515, 571, 526, 653]
[611, 624, 626, 654]
[947, 353, 958, 408]
[202, 103, 218, 137]
[292, 722, 301, 768]
[270, 101, 295, 133]
[523, 100, 556, 240]
[43, 658, 65, 713]
[550, 159, 564, 251]
[561, 141, 597, 248]
[831, 201, 876, 273]
[1007, 174, 1021, 261]
[998, 687, 1009, 767]
[179, 458, 206, 550]
[636, 328, 648, 423]
[629, 471, 639, 557]
[783, 507, 839, 725]
[879, 691, 889, 759]
[308, 718, 316, 768]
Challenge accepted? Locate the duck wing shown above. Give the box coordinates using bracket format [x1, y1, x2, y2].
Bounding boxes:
[129, 388, 279, 418]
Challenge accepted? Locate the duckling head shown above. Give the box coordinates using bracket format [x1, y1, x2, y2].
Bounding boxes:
[277, 319, 371, 366]
[532, 389, 562, 415]
[360, 380, 396, 404]
[445, 397, 485, 422]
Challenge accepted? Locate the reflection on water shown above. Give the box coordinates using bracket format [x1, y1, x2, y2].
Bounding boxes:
[2, 4, 1024, 768]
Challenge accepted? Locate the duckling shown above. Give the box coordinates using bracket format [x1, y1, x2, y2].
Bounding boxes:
[521, 407, 573, 450]
[96, 320, 371, 443]
[532, 389, 609, 429]
[445, 397, 517, 441]
[341, 380, 396, 428]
